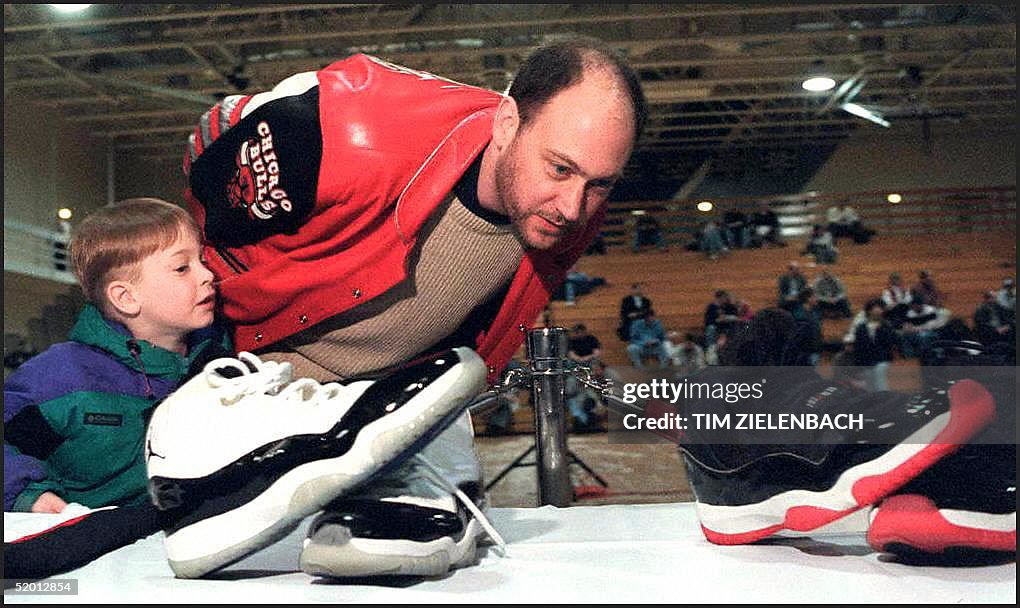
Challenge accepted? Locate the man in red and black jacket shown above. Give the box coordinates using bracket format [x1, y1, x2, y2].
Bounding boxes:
[182, 38, 646, 578]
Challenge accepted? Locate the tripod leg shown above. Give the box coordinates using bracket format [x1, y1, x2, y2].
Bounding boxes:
[568, 449, 609, 487]
[485, 445, 536, 491]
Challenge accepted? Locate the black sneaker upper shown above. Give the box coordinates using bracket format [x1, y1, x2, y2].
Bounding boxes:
[311, 481, 484, 543]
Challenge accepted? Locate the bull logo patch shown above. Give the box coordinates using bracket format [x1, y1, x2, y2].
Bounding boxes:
[226, 121, 294, 220]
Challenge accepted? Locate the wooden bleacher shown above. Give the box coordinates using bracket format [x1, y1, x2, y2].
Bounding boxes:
[553, 186, 1016, 367]
[473, 186, 1015, 434]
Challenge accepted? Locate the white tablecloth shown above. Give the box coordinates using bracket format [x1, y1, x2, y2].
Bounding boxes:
[4, 503, 1014, 603]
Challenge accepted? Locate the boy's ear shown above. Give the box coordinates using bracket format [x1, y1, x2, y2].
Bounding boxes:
[106, 281, 140, 317]
[491, 96, 519, 153]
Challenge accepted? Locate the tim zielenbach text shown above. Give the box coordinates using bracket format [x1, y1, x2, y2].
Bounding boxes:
[611, 376, 863, 443]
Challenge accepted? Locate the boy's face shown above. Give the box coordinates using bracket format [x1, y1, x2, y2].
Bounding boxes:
[129, 230, 216, 337]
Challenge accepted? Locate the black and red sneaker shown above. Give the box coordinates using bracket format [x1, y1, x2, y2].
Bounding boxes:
[681, 377, 996, 545]
[869, 344, 1016, 561]
[867, 443, 1015, 560]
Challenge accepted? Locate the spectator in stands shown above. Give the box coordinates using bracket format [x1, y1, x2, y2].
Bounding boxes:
[912, 270, 946, 308]
[556, 267, 607, 305]
[996, 277, 1015, 318]
[584, 233, 607, 256]
[735, 298, 754, 322]
[722, 206, 752, 249]
[632, 213, 667, 252]
[900, 297, 948, 358]
[881, 272, 912, 328]
[566, 324, 603, 432]
[974, 291, 1016, 347]
[826, 204, 873, 244]
[666, 332, 706, 377]
[790, 288, 823, 366]
[778, 262, 808, 311]
[618, 283, 653, 341]
[699, 217, 728, 260]
[626, 309, 669, 369]
[750, 201, 784, 247]
[704, 289, 740, 347]
[803, 224, 838, 264]
[485, 359, 526, 436]
[812, 269, 853, 319]
[852, 299, 897, 392]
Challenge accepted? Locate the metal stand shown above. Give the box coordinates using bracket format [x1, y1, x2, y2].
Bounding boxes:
[470, 327, 615, 507]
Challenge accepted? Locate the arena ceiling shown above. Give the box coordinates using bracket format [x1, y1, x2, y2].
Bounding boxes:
[4, 4, 1016, 195]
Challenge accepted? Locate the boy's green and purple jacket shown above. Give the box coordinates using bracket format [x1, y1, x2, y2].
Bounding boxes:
[3, 304, 229, 511]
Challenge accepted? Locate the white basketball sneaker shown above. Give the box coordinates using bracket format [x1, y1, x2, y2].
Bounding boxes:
[145, 347, 487, 579]
[299, 413, 507, 578]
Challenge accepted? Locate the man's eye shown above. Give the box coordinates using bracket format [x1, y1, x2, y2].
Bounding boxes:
[175, 265, 189, 273]
[552, 164, 570, 177]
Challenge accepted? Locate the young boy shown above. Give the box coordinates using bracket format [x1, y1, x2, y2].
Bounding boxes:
[4, 198, 229, 513]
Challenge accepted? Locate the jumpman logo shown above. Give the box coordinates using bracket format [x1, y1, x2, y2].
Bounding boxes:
[146, 438, 166, 462]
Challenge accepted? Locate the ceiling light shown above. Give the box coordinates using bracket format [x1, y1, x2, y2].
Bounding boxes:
[887, 194, 902, 204]
[841, 102, 891, 128]
[57, 208, 73, 220]
[49, 4, 92, 13]
[802, 76, 836, 92]
[697, 201, 714, 212]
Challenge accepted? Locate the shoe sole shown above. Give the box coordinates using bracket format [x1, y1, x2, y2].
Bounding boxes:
[868, 494, 1016, 555]
[299, 517, 482, 578]
[163, 348, 487, 578]
[696, 379, 996, 545]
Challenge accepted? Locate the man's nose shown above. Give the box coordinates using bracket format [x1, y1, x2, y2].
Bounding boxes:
[556, 181, 587, 223]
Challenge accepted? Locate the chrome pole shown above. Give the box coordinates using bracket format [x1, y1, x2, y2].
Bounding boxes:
[525, 327, 572, 507]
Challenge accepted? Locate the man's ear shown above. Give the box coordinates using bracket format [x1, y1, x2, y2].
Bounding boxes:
[491, 96, 520, 152]
[106, 280, 141, 317]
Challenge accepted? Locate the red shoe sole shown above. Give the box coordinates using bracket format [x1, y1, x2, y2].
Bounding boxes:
[868, 494, 1016, 554]
[700, 379, 996, 545]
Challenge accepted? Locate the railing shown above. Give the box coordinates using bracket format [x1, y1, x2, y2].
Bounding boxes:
[601, 185, 1017, 248]
[3, 219, 77, 285]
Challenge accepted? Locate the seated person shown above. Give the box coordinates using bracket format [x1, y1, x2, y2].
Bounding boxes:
[912, 270, 946, 308]
[484, 359, 526, 436]
[554, 268, 606, 305]
[852, 299, 898, 392]
[618, 283, 652, 341]
[722, 207, 751, 249]
[881, 273, 912, 328]
[777, 261, 808, 311]
[735, 299, 755, 322]
[996, 277, 1015, 321]
[803, 224, 838, 264]
[699, 218, 728, 260]
[750, 202, 784, 247]
[812, 269, 853, 319]
[704, 289, 739, 346]
[666, 332, 706, 377]
[565, 330, 603, 430]
[584, 233, 607, 256]
[900, 298, 949, 358]
[632, 214, 667, 252]
[3, 199, 229, 513]
[826, 204, 873, 243]
[626, 309, 670, 370]
[974, 291, 1016, 347]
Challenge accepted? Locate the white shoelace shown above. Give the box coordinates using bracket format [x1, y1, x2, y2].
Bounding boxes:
[204, 352, 293, 405]
[414, 453, 508, 558]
